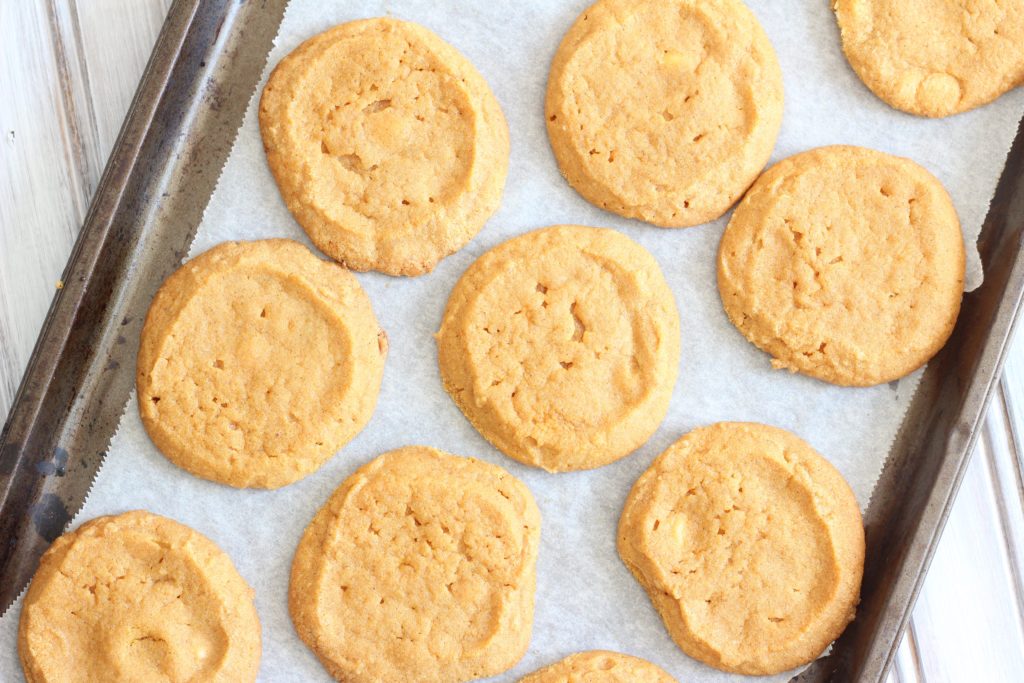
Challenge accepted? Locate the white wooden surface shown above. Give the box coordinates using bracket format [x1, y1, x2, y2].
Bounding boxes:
[1, 1, 1022, 680]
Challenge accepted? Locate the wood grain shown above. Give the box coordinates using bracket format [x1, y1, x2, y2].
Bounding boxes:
[1, 1, 1022, 680]
[0, 0, 170, 416]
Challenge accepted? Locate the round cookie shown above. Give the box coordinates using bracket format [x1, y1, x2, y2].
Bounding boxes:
[289, 446, 541, 683]
[519, 651, 677, 682]
[545, 0, 783, 227]
[437, 225, 681, 472]
[137, 239, 387, 488]
[259, 18, 509, 276]
[718, 145, 965, 386]
[18, 511, 261, 683]
[617, 422, 865, 675]
[835, 0, 1024, 117]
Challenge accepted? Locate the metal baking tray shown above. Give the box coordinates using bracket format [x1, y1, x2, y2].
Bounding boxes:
[2, 0, 1022, 680]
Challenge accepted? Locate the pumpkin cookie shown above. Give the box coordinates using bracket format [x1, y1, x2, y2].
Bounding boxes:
[260, 18, 509, 275]
[289, 446, 540, 683]
[718, 145, 964, 386]
[835, 0, 1024, 117]
[137, 239, 387, 489]
[437, 225, 680, 472]
[519, 651, 677, 682]
[618, 423, 865, 675]
[18, 511, 261, 683]
[545, 0, 783, 227]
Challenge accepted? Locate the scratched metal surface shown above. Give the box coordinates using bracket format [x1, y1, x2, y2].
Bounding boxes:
[1, 1, 1022, 680]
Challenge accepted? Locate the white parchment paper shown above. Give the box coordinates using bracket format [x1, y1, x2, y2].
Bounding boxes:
[3, 1, 1023, 681]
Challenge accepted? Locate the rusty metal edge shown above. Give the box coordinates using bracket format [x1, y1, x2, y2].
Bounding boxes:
[813, 112, 1024, 682]
[859, 114, 1024, 681]
[0, 0, 1022, 679]
[0, 0, 288, 613]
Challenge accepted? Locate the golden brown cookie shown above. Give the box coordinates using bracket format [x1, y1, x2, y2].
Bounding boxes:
[718, 145, 964, 386]
[618, 422, 865, 675]
[437, 225, 680, 472]
[519, 650, 677, 682]
[289, 446, 540, 683]
[545, 0, 783, 227]
[260, 18, 509, 275]
[137, 239, 386, 489]
[18, 511, 260, 683]
[835, 0, 1024, 117]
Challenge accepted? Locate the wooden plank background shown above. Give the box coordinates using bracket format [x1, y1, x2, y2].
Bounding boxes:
[1, 1, 1022, 680]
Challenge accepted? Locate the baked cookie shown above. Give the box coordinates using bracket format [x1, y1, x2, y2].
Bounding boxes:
[545, 0, 783, 227]
[618, 423, 865, 675]
[137, 239, 387, 488]
[437, 225, 680, 472]
[260, 18, 509, 275]
[290, 446, 540, 683]
[835, 0, 1024, 117]
[718, 145, 964, 386]
[18, 511, 260, 683]
[519, 651, 677, 682]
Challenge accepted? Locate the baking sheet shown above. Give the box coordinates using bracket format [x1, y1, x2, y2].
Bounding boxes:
[3, 1, 1023, 681]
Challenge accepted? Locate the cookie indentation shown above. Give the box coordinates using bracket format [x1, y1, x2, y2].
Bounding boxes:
[290, 446, 540, 682]
[617, 423, 865, 675]
[437, 225, 680, 472]
[137, 239, 387, 488]
[717, 145, 964, 386]
[18, 511, 261, 683]
[545, 0, 783, 227]
[260, 18, 510, 275]
[835, 0, 1024, 116]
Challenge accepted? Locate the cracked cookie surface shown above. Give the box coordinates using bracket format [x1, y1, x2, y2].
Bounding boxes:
[18, 511, 261, 683]
[519, 650, 677, 682]
[436, 225, 680, 472]
[545, 0, 783, 227]
[617, 422, 864, 675]
[259, 17, 509, 275]
[289, 446, 541, 683]
[137, 239, 387, 488]
[718, 145, 964, 387]
[835, 0, 1024, 117]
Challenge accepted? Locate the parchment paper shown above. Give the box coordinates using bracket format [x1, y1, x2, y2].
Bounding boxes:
[3, 1, 1023, 681]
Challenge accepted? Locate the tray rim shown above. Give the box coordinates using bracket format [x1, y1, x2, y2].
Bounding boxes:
[0, 0, 287, 616]
[2, 1, 1023, 680]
